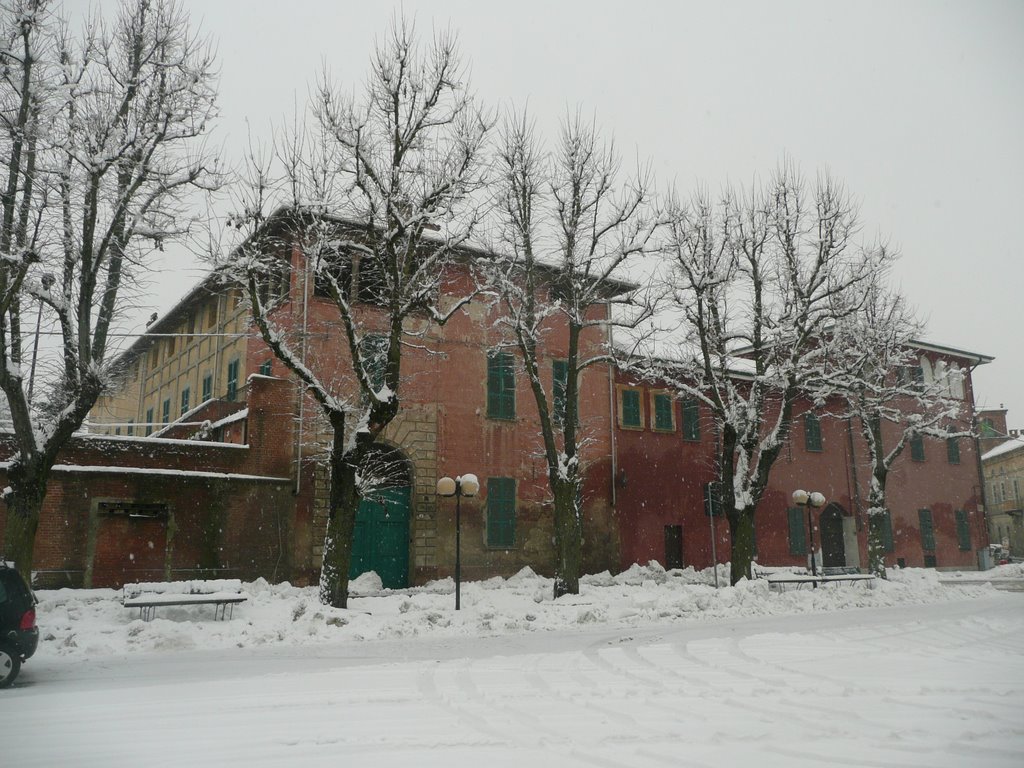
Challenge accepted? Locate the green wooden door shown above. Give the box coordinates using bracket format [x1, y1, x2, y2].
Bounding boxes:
[350, 486, 411, 589]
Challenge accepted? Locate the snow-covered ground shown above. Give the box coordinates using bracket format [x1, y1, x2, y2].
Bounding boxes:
[3, 564, 1023, 766]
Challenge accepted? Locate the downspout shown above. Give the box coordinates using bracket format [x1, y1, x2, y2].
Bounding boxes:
[968, 362, 990, 553]
[295, 242, 311, 495]
[607, 308, 617, 508]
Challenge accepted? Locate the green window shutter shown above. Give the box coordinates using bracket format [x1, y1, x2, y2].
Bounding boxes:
[226, 359, 240, 401]
[946, 437, 960, 464]
[955, 510, 971, 551]
[788, 507, 807, 555]
[804, 413, 822, 451]
[487, 477, 516, 547]
[621, 389, 641, 428]
[870, 510, 895, 553]
[682, 398, 700, 440]
[653, 394, 674, 431]
[918, 508, 935, 551]
[202, 374, 212, 402]
[180, 387, 190, 416]
[881, 510, 895, 553]
[145, 408, 154, 436]
[703, 482, 722, 517]
[910, 434, 925, 462]
[552, 359, 568, 424]
[161, 398, 171, 424]
[487, 351, 515, 420]
[361, 335, 389, 393]
[259, 359, 273, 376]
[127, 421, 134, 437]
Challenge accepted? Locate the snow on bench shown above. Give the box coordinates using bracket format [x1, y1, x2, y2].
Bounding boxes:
[123, 580, 247, 621]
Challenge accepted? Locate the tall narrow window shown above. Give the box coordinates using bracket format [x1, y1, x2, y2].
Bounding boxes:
[145, 408, 154, 437]
[910, 434, 925, 462]
[804, 413, 823, 452]
[202, 373, 213, 402]
[161, 398, 171, 425]
[703, 482, 722, 516]
[946, 434, 960, 464]
[486, 477, 516, 548]
[870, 510, 895, 553]
[788, 507, 807, 555]
[552, 359, 568, 424]
[652, 392, 674, 432]
[486, 351, 515, 420]
[127, 420, 134, 437]
[207, 301, 218, 328]
[681, 398, 700, 441]
[918, 508, 935, 551]
[259, 360, 273, 376]
[955, 510, 971, 551]
[360, 335, 389, 393]
[180, 387, 190, 416]
[618, 387, 642, 429]
[226, 359, 240, 402]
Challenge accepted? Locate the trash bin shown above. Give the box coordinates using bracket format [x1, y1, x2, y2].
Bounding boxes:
[977, 547, 994, 571]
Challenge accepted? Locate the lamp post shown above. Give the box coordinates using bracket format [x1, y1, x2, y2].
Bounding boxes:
[436, 473, 479, 610]
[792, 489, 827, 584]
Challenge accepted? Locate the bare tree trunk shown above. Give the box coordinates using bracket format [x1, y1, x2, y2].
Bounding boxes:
[319, 414, 359, 609]
[2, 469, 48, 579]
[551, 476, 582, 598]
[866, 471, 889, 578]
[728, 507, 756, 585]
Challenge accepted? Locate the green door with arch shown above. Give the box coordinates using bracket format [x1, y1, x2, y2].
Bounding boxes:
[349, 486, 411, 589]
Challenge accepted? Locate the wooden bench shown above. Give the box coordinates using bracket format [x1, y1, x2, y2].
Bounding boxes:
[123, 580, 247, 621]
[765, 572, 876, 591]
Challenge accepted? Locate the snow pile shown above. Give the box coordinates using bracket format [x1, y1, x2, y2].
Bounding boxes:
[30, 562, 1012, 661]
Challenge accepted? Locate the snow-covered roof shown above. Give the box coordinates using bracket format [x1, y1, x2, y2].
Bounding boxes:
[982, 438, 1024, 462]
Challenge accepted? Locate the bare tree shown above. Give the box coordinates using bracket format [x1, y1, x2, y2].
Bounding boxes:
[224, 17, 491, 608]
[817, 278, 973, 576]
[0, 0, 219, 578]
[649, 164, 884, 584]
[489, 111, 656, 596]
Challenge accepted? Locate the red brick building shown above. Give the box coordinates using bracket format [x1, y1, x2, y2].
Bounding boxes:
[2, 221, 994, 587]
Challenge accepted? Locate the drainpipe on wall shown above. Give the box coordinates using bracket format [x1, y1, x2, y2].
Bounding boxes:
[968, 363, 991, 554]
[607, 311, 617, 509]
[295, 242, 311, 496]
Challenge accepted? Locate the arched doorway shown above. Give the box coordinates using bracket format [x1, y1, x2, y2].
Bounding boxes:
[349, 444, 413, 589]
[820, 503, 847, 568]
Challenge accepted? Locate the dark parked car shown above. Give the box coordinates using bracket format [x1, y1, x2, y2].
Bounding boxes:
[1, 562, 38, 688]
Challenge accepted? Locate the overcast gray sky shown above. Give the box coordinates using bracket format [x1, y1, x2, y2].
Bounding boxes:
[73, 0, 1024, 425]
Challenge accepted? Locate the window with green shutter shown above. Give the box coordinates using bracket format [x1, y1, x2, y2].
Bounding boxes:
[788, 507, 807, 555]
[486, 477, 516, 547]
[870, 510, 895, 553]
[487, 351, 515, 420]
[619, 388, 642, 428]
[682, 398, 700, 441]
[955, 510, 971, 551]
[946, 436, 960, 464]
[703, 482, 722, 517]
[653, 393, 674, 431]
[910, 434, 925, 462]
[259, 359, 273, 376]
[180, 387, 190, 416]
[804, 413, 823, 451]
[161, 398, 171, 425]
[145, 407, 154, 436]
[361, 335, 389, 393]
[202, 373, 213, 402]
[918, 508, 935, 551]
[226, 358, 240, 401]
[552, 359, 568, 424]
